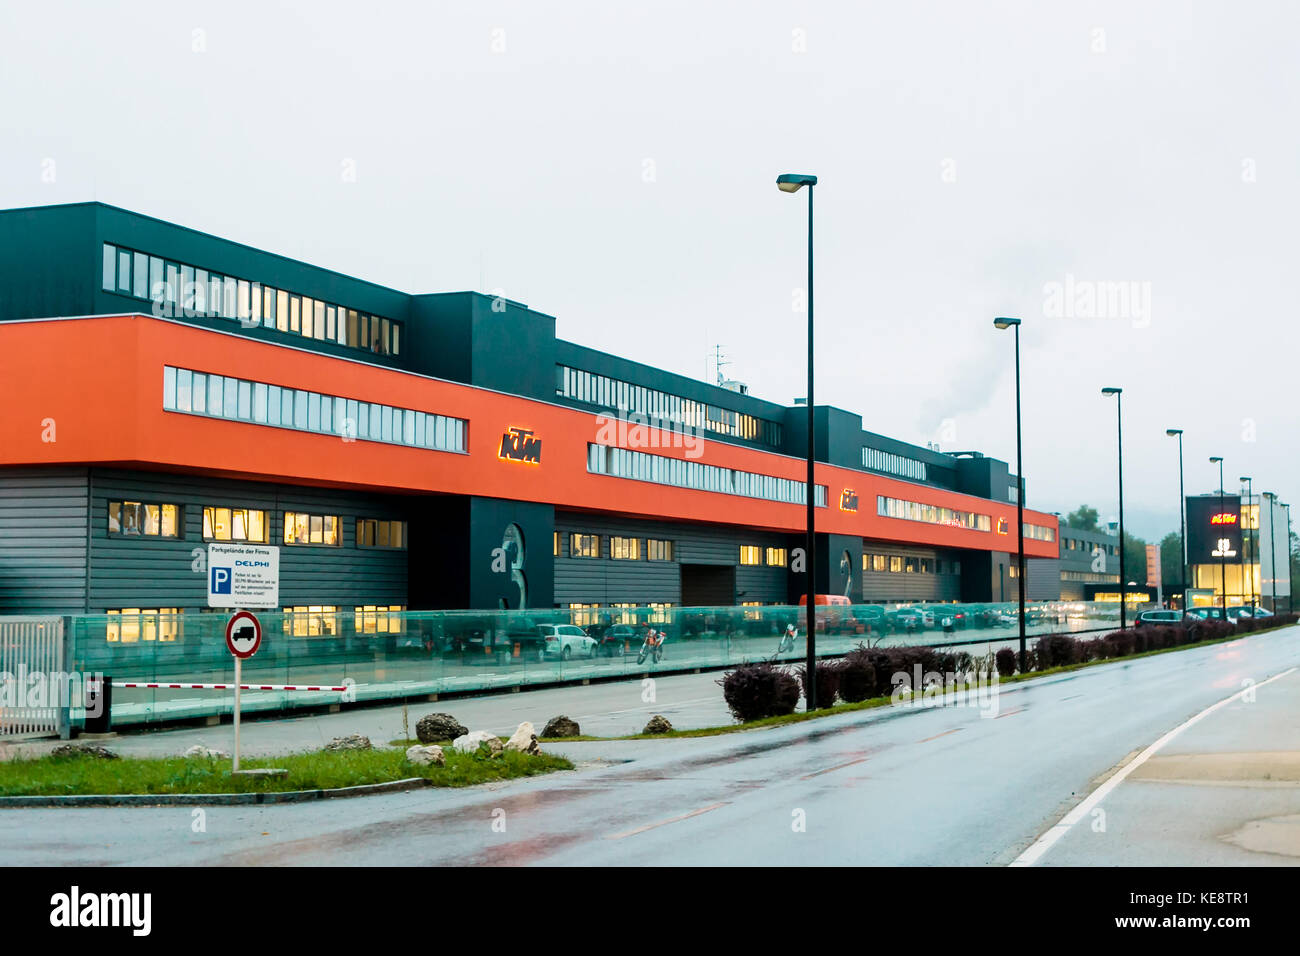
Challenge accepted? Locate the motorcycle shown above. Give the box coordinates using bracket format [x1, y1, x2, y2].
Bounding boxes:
[777, 626, 796, 655]
[636, 628, 667, 665]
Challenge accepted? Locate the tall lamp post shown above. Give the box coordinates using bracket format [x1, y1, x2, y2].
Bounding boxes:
[1240, 476, 1254, 610]
[1166, 429, 1187, 615]
[1102, 388, 1126, 629]
[994, 317, 1027, 670]
[1265, 491, 1278, 612]
[777, 172, 819, 708]
[1209, 456, 1226, 613]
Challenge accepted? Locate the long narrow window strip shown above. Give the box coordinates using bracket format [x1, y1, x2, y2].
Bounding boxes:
[587, 443, 826, 507]
[162, 365, 466, 453]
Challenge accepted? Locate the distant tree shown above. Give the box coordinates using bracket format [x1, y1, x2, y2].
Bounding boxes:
[1065, 505, 1100, 531]
[1159, 531, 1185, 589]
[1121, 535, 1149, 586]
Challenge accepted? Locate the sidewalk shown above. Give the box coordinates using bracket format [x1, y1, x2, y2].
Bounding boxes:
[0, 668, 737, 761]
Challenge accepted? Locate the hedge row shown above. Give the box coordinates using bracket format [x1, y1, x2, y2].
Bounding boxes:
[718, 613, 1298, 719]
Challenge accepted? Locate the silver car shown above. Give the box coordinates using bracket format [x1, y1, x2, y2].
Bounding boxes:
[537, 624, 599, 660]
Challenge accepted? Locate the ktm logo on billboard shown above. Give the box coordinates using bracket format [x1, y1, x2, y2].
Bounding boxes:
[499, 427, 541, 464]
[839, 489, 859, 512]
[1209, 512, 1238, 525]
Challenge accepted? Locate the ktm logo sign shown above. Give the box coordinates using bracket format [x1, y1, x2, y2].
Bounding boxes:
[1209, 513, 1238, 525]
[996, 518, 1009, 535]
[499, 427, 541, 464]
[839, 489, 859, 512]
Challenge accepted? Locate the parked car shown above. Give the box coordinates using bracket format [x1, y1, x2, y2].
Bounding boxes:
[1249, 607, 1274, 619]
[535, 624, 598, 660]
[887, 608, 927, 633]
[585, 622, 640, 655]
[1188, 607, 1227, 621]
[1136, 609, 1183, 626]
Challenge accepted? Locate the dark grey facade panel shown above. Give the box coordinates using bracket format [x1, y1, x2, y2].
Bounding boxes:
[1026, 558, 1062, 601]
[0, 467, 90, 613]
[554, 512, 790, 607]
[86, 468, 408, 612]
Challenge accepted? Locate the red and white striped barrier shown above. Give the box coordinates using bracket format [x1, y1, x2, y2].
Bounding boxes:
[111, 681, 347, 692]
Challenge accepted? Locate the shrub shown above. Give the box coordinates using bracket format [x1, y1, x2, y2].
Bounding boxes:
[718, 662, 801, 722]
[797, 659, 843, 710]
[838, 646, 879, 702]
[1035, 634, 1079, 670]
[995, 647, 1018, 678]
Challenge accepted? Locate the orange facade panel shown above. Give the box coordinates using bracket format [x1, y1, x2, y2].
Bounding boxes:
[0, 315, 1058, 557]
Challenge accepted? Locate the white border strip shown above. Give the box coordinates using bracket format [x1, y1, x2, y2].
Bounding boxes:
[1010, 665, 1297, 867]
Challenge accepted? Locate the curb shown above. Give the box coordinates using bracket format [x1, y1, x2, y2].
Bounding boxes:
[0, 776, 435, 809]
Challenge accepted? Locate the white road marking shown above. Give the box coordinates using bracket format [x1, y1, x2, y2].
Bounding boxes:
[1010, 666, 1297, 867]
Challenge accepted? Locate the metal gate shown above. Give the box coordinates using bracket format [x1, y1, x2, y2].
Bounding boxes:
[0, 616, 66, 739]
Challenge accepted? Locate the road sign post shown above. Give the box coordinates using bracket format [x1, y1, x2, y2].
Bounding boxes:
[225, 610, 263, 772]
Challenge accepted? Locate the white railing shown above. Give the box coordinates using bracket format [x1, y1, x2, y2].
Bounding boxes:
[0, 616, 66, 739]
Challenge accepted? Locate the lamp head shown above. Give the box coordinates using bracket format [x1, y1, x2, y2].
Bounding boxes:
[776, 173, 818, 193]
[1165, 428, 1182, 436]
[1209, 456, 1223, 464]
[1101, 387, 1122, 396]
[993, 316, 1021, 329]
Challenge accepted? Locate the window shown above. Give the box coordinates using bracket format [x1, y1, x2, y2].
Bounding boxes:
[742, 601, 762, 620]
[570, 533, 601, 558]
[904, 557, 917, 573]
[553, 531, 561, 556]
[163, 366, 467, 454]
[739, 545, 762, 566]
[877, 495, 991, 532]
[862, 446, 928, 481]
[647, 538, 674, 561]
[202, 507, 267, 543]
[356, 518, 406, 549]
[610, 536, 641, 560]
[108, 501, 180, 538]
[106, 608, 182, 643]
[588, 444, 827, 508]
[354, 605, 405, 634]
[889, 556, 904, 573]
[283, 606, 339, 638]
[648, 602, 673, 623]
[765, 547, 787, 567]
[284, 512, 340, 546]
[569, 603, 601, 626]
[864, 553, 887, 572]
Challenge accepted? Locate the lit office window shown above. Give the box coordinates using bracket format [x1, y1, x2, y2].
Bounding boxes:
[646, 539, 674, 561]
[356, 518, 406, 549]
[106, 608, 183, 644]
[553, 531, 561, 556]
[570, 533, 601, 558]
[108, 501, 180, 538]
[877, 495, 991, 532]
[354, 605, 405, 634]
[889, 556, 904, 573]
[202, 507, 267, 543]
[283, 606, 339, 638]
[764, 547, 787, 567]
[284, 512, 340, 546]
[610, 536, 641, 560]
[739, 545, 762, 566]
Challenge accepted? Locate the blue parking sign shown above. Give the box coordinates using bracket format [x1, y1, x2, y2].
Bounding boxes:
[211, 566, 232, 594]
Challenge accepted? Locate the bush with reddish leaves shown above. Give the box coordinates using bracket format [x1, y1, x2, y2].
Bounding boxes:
[718, 661, 801, 722]
[995, 647, 1018, 677]
[797, 659, 842, 710]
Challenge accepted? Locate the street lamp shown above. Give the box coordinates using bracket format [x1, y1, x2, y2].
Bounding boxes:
[1265, 491, 1278, 612]
[1102, 388, 1126, 629]
[777, 172, 818, 708]
[994, 317, 1027, 671]
[1240, 476, 1254, 611]
[1166, 429, 1187, 616]
[1209, 456, 1226, 613]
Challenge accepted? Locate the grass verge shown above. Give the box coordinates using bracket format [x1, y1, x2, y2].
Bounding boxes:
[0, 747, 572, 797]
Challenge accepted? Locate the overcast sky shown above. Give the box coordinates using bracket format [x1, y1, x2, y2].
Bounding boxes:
[3, 0, 1296, 541]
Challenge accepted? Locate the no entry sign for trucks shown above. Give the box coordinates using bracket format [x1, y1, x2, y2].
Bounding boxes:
[225, 611, 263, 659]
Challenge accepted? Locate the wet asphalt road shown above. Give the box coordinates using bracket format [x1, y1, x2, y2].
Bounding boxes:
[3, 625, 1297, 866]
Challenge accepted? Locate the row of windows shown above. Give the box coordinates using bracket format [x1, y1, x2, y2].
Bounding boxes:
[101, 243, 403, 356]
[558, 365, 784, 447]
[163, 366, 467, 453]
[1064, 537, 1118, 556]
[560, 533, 675, 561]
[589, 444, 828, 508]
[108, 502, 404, 548]
[567, 603, 674, 626]
[1025, 523, 1056, 542]
[1062, 571, 1121, 583]
[103, 605, 408, 642]
[877, 496, 991, 532]
[863, 553, 961, 574]
[739, 546, 787, 567]
[862, 447, 928, 482]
